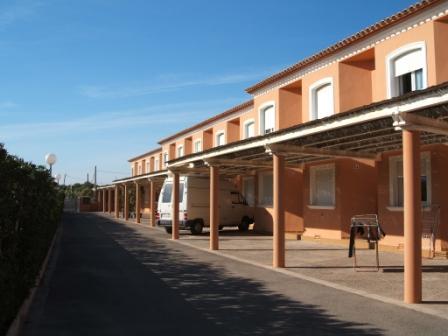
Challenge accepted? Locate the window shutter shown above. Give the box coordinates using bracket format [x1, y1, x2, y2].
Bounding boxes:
[264, 106, 275, 133]
[394, 49, 424, 77]
[316, 83, 333, 119]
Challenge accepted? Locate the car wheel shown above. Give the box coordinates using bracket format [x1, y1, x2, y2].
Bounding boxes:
[190, 220, 204, 235]
[165, 227, 172, 234]
[238, 216, 251, 232]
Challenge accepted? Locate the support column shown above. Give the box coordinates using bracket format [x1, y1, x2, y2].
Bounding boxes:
[171, 172, 180, 240]
[273, 153, 285, 268]
[124, 184, 129, 220]
[108, 188, 112, 214]
[115, 185, 120, 218]
[403, 129, 422, 304]
[210, 165, 219, 250]
[150, 180, 156, 227]
[102, 189, 106, 212]
[135, 182, 141, 224]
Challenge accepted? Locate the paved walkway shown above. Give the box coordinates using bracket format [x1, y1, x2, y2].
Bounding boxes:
[24, 213, 448, 335]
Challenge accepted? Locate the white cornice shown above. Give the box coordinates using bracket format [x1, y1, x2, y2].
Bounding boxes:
[251, 1, 448, 97]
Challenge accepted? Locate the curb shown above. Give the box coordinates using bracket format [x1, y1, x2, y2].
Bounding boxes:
[95, 213, 448, 321]
[6, 226, 61, 336]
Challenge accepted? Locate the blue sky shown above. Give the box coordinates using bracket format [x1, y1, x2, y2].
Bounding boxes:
[0, 0, 417, 184]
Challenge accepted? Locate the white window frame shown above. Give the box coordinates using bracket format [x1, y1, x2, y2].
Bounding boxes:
[243, 119, 256, 139]
[194, 139, 202, 153]
[309, 77, 334, 121]
[388, 152, 431, 209]
[155, 158, 160, 171]
[138, 165, 142, 175]
[146, 161, 150, 173]
[258, 101, 276, 135]
[309, 163, 336, 209]
[163, 152, 169, 168]
[258, 171, 273, 207]
[177, 145, 184, 158]
[386, 41, 427, 98]
[131, 167, 134, 176]
[216, 130, 225, 147]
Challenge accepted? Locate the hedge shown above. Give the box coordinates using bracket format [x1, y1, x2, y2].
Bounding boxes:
[0, 144, 64, 335]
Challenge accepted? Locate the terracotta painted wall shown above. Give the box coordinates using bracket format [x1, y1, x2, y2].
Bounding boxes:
[378, 145, 448, 251]
[203, 129, 213, 150]
[226, 118, 240, 143]
[301, 62, 340, 123]
[278, 87, 302, 129]
[253, 168, 303, 233]
[372, 21, 436, 101]
[338, 61, 373, 113]
[303, 159, 377, 239]
[433, 18, 448, 84]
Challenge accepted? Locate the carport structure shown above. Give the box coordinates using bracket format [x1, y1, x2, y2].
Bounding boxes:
[167, 82, 448, 304]
[109, 171, 168, 226]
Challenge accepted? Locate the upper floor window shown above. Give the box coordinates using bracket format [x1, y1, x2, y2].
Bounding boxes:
[259, 102, 275, 135]
[138, 165, 142, 175]
[310, 78, 334, 120]
[310, 164, 335, 207]
[146, 161, 150, 173]
[216, 131, 225, 146]
[389, 153, 431, 208]
[194, 140, 202, 153]
[163, 152, 169, 168]
[244, 120, 255, 139]
[131, 167, 134, 176]
[155, 158, 160, 171]
[177, 146, 184, 158]
[387, 42, 427, 98]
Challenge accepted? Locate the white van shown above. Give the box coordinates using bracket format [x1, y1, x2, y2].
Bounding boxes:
[157, 175, 254, 235]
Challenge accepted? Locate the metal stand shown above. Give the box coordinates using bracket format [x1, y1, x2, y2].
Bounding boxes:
[350, 214, 382, 272]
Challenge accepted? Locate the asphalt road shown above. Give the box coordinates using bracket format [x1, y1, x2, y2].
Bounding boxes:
[23, 213, 448, 335]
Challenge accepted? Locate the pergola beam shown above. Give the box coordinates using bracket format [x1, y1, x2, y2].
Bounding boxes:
[393, 112, 448, 136]
[205, 158, 273, 168]
[266, 144, 378, 161]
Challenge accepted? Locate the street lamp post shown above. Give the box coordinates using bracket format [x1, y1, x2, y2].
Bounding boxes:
[45, 153, 57, 175]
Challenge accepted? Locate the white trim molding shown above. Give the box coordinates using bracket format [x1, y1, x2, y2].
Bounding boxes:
[258, 100, 276, 136]
[386, 41, 428, 98]
[309, 77, 334, 121]
[243, 118, 256, 139]
[215, 130, 226, 147]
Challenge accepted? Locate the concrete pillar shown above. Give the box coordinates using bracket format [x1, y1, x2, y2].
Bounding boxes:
[102, 189, 106, 212]
[115, 185, 120, 218]
[124, 184, 129, 221]
[150, 180, 156, 227]
[210, 165, 219, 250]
[172, 172, 180, 240]
[108, 188, 112, 214]
[135, 182, 141, 224]
[273, 153, 285, 268]
[403, 129, 422, 303]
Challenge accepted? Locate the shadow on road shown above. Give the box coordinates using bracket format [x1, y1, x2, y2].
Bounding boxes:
[98, 215, 384, 336]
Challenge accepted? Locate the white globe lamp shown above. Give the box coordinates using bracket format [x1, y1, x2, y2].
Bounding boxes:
[45, 153, 57, 174]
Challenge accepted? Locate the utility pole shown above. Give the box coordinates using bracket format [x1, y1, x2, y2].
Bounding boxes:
[94, 166, 97, 201]
[87, 173, 89, 183]
[63, 174, 67, 185]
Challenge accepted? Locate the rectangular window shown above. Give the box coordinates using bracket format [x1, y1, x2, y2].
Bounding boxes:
[258, 172, 273, 207]
[310, 164, 335, 206]
[138, 165, 142, 175]
[146, 162, 150, 173]
[244, 121, 255, 139]
[242, 177, 255, 206]
[155, 158, 160, 171]
[194, 140, 202, 153]
[162, 183, 172, 203]
[163, 153, 169, 168]
[216, 132, 225, 146]
[177, 146, 184, 158]
[262, 106, 275, 134]
[389, 154, 430, 207]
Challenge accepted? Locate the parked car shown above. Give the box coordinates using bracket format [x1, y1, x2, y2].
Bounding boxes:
[157, 175, 254, 234]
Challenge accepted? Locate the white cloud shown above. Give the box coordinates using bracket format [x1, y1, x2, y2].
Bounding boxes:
[0, 1, 44, 29]
[79, 70, 272, 99]
[0, 98, 240, 141]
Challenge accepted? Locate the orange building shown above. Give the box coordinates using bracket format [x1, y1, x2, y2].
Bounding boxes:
[99, 0, 448, 303]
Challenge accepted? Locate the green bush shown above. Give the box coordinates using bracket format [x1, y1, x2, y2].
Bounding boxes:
[0, 144, 64, 335]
